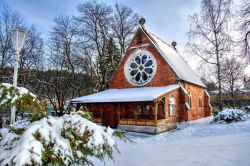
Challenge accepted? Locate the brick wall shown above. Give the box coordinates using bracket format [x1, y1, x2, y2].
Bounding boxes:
[161, 89, 181, 123]
[182, 82, 211, 121]
[109, 30, 177, 88]
[85, 29, 211, 128]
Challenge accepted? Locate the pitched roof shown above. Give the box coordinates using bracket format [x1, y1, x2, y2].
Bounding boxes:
[141, 27, 206, 87]
[71, 84, 180, 103]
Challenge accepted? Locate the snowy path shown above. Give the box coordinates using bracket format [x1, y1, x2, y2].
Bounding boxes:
[93, 116, 250, 166]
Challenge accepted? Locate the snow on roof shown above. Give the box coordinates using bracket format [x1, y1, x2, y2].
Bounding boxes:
[185, 103, 191, 109]
[239, 89, 250, 93]
[71, 84, 180, 104]
[205, 90, 210, 98]
[141, 27, 206, 87]
[210, 89, 250, 94]
[178, 83, 188, 94]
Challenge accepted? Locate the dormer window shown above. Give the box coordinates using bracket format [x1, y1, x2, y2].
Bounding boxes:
[136, 32, 142, 44]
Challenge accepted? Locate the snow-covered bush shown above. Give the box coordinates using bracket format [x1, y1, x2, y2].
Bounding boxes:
[0, 83, 46, 123]
[211, 108, 249, 123]
[0, 83, 35, 109]
[72, 110, 93, 121]
[0, 113, 118, 165]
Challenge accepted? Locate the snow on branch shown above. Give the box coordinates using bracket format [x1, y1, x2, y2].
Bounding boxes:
[0, 113, 117, 165]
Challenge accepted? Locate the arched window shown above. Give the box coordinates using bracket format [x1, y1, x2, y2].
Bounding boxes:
[188, 92, 192, 108]
[199, 95, 202, 108]
[169, 97, 176, 116]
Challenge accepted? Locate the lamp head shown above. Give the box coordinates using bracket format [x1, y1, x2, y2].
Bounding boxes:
[10, 28, 26, 51]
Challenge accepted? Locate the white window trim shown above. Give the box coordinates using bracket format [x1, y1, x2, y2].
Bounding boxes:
[169, 97, 176, 116]
[188, 93, 192, 109]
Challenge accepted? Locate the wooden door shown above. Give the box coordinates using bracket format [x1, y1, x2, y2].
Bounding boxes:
[102, 104, 118, 128]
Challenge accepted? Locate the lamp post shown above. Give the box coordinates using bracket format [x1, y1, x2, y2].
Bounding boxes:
[10, 28, 26, 125]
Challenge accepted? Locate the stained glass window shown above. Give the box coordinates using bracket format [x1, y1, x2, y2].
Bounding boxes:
[124, 50, 157, 86]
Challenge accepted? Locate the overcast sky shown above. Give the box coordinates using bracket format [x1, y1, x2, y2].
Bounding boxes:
[0, 0, 201, 53]
[1, 0, 248, 74]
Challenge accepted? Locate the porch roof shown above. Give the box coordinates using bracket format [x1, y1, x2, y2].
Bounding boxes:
[71, 84, 180, 104]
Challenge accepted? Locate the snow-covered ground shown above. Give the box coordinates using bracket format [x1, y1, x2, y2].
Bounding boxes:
[93, 116, 250, 166]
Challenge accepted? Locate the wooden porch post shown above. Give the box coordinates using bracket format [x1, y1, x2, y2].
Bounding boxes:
[117, 103, 121, 124]
[85, 104, 90, 112]
[76, 104, 81, 112]
[154, 101, 158, 124]
[100, 104, 103, 122]
[134, 104, 138, 125]
[164, 99, 167, 119]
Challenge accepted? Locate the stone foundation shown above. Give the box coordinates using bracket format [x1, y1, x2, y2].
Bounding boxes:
[117, 124, 177, 134]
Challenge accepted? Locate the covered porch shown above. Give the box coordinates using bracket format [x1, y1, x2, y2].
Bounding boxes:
[71, 84, 180, 134]
[117, 100, 177, 133]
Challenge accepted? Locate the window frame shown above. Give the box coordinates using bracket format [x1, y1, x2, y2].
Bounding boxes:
[137, 104, 153, 118]
[124, 50, 157, 86]
[198, 95, 202, 108]
[169, 97, 176, 116]
[188, 92, 192, 109]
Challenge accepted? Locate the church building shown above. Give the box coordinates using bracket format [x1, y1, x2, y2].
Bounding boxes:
[71, 19, 212, 134]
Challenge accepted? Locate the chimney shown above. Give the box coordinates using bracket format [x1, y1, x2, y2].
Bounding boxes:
[171, 41, 177, 50]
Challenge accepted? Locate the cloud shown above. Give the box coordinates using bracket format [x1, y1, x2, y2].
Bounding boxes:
[0, 0, 203, 69]
[0, 0, 81, 34]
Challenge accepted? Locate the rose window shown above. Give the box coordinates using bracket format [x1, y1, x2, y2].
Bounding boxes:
[124, 50, 157, 86]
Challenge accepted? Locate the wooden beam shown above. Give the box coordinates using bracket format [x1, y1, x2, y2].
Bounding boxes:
[154, 89, 178, 101]
[117, 103, 121, 124]
[100, 104, 103, 122]
[164, 98, 167, 120]
[154, 101, 158, 124]
[133, 104, 138, 125]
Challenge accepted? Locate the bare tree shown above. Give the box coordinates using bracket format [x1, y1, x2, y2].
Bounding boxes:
[49, 15, 84, 74]
[75, 1, 113, 91]
[75, 2, 138, 91]
[188, 0, 233, 109]
[19, 25, 44, 85]
[112, 3, 139, 56]
[221, 57, 246, 108]
[38, 71, 76, 116]
[42, 15, 93, 116]
[239, 0, 250, 60]
[0, 6, 23, 81]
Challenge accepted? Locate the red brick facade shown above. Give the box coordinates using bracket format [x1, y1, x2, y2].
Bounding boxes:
[110, 30, 177, 88]
[181, 82, 212, 121]
[83, 27, 211, 130]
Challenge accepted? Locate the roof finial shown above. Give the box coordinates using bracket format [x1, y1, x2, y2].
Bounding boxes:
[139, 18, 146, 26]
[172, 41, 177, 49]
